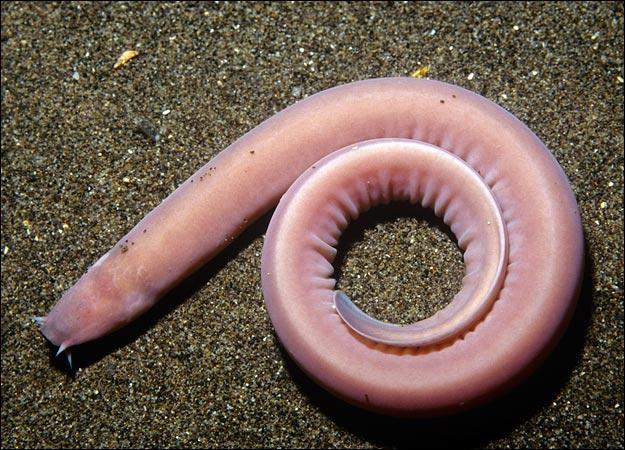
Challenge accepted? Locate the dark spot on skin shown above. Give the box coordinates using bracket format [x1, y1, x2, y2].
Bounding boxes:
[143, 229, 147, 233]
[312, 165, 316, 169]
[440, 100, 445, 104]
[452, 94, 457, 98]
[250, 150, 255, 154]
[131, 242, 134, 245]
[365, 393, 370, 403]
[125, 239, 128, 243]
[121, 244, 128, 253]
[191, 179, 194, 183]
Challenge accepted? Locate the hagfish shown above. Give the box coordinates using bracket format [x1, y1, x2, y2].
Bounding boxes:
[36, 78, 584, 416]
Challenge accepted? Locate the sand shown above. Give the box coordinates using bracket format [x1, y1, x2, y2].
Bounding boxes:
[2, 2, 623, 448]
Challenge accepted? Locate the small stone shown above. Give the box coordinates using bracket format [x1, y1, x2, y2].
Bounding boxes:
[410, 66, 429, 78]
[113, 50, 139, 70]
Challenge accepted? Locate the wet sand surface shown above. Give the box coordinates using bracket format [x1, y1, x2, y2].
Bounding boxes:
[2, 2, 623, 448]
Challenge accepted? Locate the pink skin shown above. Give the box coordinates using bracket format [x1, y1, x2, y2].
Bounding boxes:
[37, 77, 584, 416]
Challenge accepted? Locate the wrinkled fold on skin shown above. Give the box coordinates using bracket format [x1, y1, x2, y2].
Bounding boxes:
[37, 78, 584, 416]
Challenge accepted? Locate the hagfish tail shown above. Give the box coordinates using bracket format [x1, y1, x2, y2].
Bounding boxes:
[37, 78, 584, 416]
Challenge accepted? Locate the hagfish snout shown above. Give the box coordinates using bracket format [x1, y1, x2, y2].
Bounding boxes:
[38, 252, 156, 362]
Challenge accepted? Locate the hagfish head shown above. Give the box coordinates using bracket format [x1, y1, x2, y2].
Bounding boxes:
[36, 259, 152, 361]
